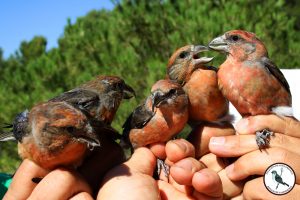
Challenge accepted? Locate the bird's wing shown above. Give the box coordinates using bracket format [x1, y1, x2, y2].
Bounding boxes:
[262, 57, 291, 95]
[49, 89, 99, 114]
[121, 103, 155, 148]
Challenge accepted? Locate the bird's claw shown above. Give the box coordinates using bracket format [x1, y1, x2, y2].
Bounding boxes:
[157, 158, 170, 178]
[256, 129, 274, 151]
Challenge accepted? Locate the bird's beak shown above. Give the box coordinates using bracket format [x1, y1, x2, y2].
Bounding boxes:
[208, 35, 229, 53]
[151, 91, 167, 112]
[123, 83, 136, 99]
[192, 45, 214, 65]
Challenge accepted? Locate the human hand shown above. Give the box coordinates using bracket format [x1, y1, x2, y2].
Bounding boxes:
[4, 139, 124, 200]
[209, 115, 300, 199]
[188, 122, 244, 199]
[98, 138, 225, 200]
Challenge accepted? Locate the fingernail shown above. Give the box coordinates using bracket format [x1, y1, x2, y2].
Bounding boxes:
[225, 164, 234, 176]
[236, 118, 249, 133]
[172, 140, 188, 152]
[210, 137, 225, 146]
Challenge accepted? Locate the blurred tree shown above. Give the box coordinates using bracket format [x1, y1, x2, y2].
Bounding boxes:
[20, 36, 47, 65]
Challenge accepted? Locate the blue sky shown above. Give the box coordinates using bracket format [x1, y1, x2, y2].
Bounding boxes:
[0, 0, 114, 58]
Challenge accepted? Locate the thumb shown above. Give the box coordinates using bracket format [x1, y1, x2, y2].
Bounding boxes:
[125, 147, 157, 176]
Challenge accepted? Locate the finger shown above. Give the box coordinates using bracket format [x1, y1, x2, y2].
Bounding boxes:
[165, 139, 195, 165]
[225, 148, 300, 183]
[149, 142, 166, 159]
[192, 168, 223, 199]
[188, 122, 235, 158]
[218, 169, 244, 199]
[4, 159, 50, 200]
[209, 135, 257, 157]
[170, 157, 205, 186]
[126, 147, 157, 175]
[236, 115, 300, 137]
[199, 153, 230, 172]
[243, 177, 300, 200]
[209, 134, 300, 157]
[157, 180, 194, 200]
[69, 192, 94, 200]
[99, 148, 159, 200]
[28, 168, 91, 200]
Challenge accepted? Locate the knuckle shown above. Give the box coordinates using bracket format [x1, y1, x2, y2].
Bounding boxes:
[273, 133, 285, 146]
[285, 117, 300, 135]
[271, 148, 289, 163]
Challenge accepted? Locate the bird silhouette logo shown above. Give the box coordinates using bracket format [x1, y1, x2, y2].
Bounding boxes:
[264, 163, 295, 195]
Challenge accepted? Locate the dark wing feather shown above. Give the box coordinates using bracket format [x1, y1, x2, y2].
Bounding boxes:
[90, 119, 121, 141]
[262, 57, 291, 95]
[49, 89, 99, 115]
[121, 103, 155, 148]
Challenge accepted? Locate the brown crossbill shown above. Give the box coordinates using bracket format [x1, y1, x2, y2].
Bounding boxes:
[208, 30, 293, 148]
[50, 75, 135, 125]
[1, 75, 134, 169]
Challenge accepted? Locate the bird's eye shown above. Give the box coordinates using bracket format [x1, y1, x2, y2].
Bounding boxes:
[169, 88, 176, 94]
[66, 126, 75, 133]
[230, 35, 240, 42]
[179, 51, 189, 59]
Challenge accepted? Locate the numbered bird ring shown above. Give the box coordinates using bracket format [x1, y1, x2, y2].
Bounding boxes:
[263, 163, 296, 195]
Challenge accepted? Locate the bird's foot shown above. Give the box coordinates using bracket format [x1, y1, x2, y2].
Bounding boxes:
[256, 129, 274, 151]
[32, 177, 43, 183]
[157, 158, 170, 179]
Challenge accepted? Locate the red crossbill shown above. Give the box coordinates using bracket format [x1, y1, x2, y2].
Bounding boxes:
[122, 79, 189, 176]
[166, 45, 230, 124]
[208, 30, 292, 148]
[4, 101, 102, 170]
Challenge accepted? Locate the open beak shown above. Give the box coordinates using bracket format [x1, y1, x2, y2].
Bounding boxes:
[123, 83, 136, 99]
[192, 45, 214, 65]
[151, 91, 167, 112]
[208, 35, 229, 53]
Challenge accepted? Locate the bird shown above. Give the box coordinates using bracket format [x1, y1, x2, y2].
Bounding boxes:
[166, 45, 230, 125]
[49, 75, 135, 125]
[208, 30, 292, 149]
[122, 79, 189, 176]
[0, 75, 134, 176]
[271, 170, 289, 188]
[1, 101, 104, 170]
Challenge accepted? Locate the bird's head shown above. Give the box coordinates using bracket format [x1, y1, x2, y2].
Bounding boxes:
[208, 30, 268, 61]
[271, 170, 278, 175]
[30, 102, 100, 151]
[98, 75, 135, 99]
[167, 45, 214, 84]
[150, 79, 188, 112]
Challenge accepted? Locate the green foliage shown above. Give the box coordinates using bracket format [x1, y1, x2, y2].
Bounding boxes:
[0, 0, 299, 173]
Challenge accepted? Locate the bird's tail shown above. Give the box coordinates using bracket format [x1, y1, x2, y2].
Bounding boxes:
[0, 131, 16, 142]
[272, 106, 294, 117]
[283, 182, 289, 187]
[0, 123, 16, 142]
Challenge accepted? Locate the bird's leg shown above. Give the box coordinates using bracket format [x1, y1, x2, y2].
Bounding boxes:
[255, 129, 274, 151]
[157, 158, 170, 179]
